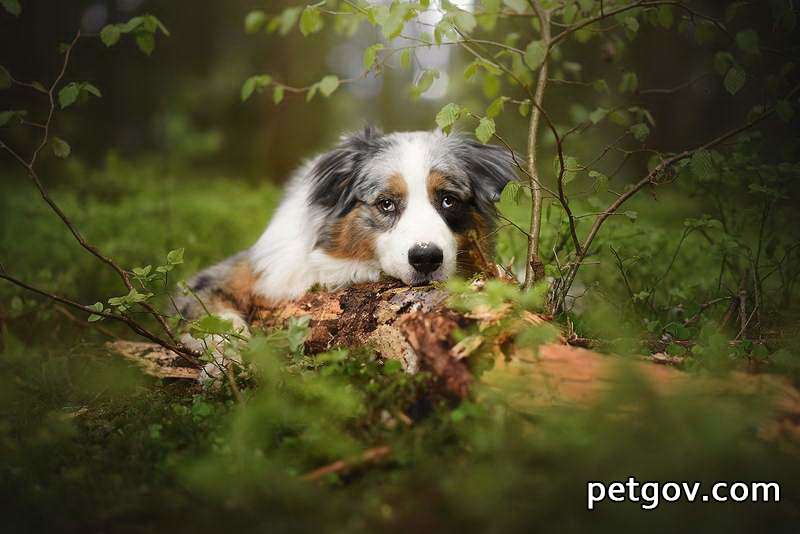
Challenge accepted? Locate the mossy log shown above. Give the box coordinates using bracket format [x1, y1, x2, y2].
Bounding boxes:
[109, 281, 800, 440]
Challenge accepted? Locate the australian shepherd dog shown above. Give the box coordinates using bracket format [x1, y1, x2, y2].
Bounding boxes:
[175, 127, 516, 378]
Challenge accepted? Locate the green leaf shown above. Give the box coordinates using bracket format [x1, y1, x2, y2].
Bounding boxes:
[463, 61, 479, 81]
[735, 29, 759, 55]
[609, 110, 630, 126]
[657, 6, 674, 29]
[524, 40, 547, 71]
[0, 65, 10, 89]
[167, 248, 185, 265]
[453, 9, 476, 33]
[554, 156, 579, 184]
[319, 75, 339, 97]
[87, 302, 104, 322]
[502, 0, 528, 14]
[619, 72, 638, 93]
[518, 100, 531, 117]
[363, 43, 384, 70]
[630, 123, 650, 142]
[382, 3, 410, 39]
[306, 83, 319, 102]
[241, 74, 272, 102]
[475, 117, 496, 144]
[589, 107, 608, 124]
[0, 109, 25, 127]
[623, 17, 640, 36]
[135, 33, 155, 56]
[562, 4, 578, 24]
[383, 359, 403, 374]
[245, 10, 267, 34]
[589, 170, 609, 193]
[485, 96, 507, 119]
[51, 137, 71, 158]
[775, 99, 794, 122]
[482, 73, 501, 98]
[278, 7, 301, 35]
[592, 79, 609, 94]
[435, 103, 462, 133]
[118, 16, 143, 33]
[193, 315, 234, 336]
[690, 149, 714, 178]
[273, 85, 284, 105]
[100, 25, 121, 47]
[411, 69, 438, 99]
[82, 83, 102, 98]
[713, 52, 735, 76]
[400, 49, 412, 69]
[1, 0, 20, 16]
[58, 83, 80, 109]
[299, 6, 324, 36]
[723, 66, 746, 95]
[132, 266, 152, 277]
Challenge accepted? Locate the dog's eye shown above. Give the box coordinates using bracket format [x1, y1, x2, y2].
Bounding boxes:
[441, 195, 458, 209]
[379, 199, 396, 213]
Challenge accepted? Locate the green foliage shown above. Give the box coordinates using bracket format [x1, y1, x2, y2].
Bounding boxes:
[0, 0, 20, 16]
[58, 82, 101, 109]
[0, 109, 26, 127]
[523, 40, 547, 71]
[475, 116, 496, 143]
[0, 65, 11, 89]
[241, 74, 272, 102]
[50, 136, 71, 158]
[100, 15, 169, 54]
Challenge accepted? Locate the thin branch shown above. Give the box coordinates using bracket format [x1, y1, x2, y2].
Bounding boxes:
[301, 445, 392, 482]
[551, 1, 730, 49]
[551, 82, 800, 313]
[0, 270, 200, 366]
[523, 1, 551, 290]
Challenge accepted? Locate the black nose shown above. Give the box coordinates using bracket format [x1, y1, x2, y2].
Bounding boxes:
[408, 243, 443, 274]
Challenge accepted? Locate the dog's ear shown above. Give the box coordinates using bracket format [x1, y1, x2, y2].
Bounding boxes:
[458, 137, 518, 210]
[309, 126, 385, 213]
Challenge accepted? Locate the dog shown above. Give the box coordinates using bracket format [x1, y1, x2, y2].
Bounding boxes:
[175, 127, 516, 378]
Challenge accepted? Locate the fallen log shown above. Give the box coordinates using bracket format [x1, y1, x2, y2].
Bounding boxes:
[108, 280, 800, 440]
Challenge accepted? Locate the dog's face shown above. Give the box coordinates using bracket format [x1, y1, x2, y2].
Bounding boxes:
[310, 128, 516, 286]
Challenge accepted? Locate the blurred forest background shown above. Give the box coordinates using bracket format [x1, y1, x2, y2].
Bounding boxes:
[2, 1, 800, 532]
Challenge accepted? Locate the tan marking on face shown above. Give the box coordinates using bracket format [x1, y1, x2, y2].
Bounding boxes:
[387, 172, 408, 200]
[324, 207, 378, 261]
[426, 170, 447, 202]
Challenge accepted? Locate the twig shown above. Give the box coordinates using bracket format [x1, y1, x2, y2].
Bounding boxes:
[0, 270, 200, 366]
[523, 1, 551, 290]
[300, 445, 392, 482]
[55, 304, 120, 340]
[0, 28, 196, 361]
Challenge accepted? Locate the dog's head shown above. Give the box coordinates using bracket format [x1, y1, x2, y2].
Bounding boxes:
[310, 127, 516, 286]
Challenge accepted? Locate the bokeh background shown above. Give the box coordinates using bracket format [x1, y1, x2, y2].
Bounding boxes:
[2, 1, 800, 532]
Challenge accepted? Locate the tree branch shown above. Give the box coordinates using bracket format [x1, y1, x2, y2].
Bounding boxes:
[523, 1, 550, 290]
[551, 82, 800, 313]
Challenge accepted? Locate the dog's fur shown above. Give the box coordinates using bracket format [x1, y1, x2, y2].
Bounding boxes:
[175, 128, 516, 334]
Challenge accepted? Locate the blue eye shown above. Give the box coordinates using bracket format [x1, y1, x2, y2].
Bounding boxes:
[441, 195, 457, 209]
[379, 199, 396, 213]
